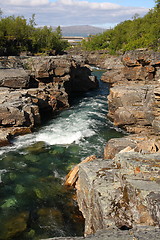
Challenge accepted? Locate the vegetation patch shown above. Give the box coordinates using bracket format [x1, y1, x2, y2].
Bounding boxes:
[81, 1, 160, 54]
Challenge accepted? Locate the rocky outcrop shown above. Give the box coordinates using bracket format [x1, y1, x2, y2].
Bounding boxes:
[22, 56, 98, 94]
[63, 50, 160, 240]
[65, 155, 97, 187]
[107, 84, 156, 134]
[100, 50, 160, 134]
[0, 56, 98, 145]
[76, 150, 160, 236]
[104, 135, 160, 159]
[0, 68, 30, 88]
[101, 50, 160, 84]
[43, 226, 160, 240]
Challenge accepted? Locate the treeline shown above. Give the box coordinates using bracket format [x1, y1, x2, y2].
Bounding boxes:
[82, 1, 160, 53]
[0, 13, 69, 56]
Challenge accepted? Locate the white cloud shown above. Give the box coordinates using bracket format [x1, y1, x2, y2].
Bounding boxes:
[6, 0, 49, 6]
[1, 0, 149, 27]
[53, 0, 120, 9]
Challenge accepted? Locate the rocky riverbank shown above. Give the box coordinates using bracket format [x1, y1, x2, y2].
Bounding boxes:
[42, 226, 160, 240]
[0, 55, 98, 146]
[1, 50, 160, 240]
[64, 50, 160, 239]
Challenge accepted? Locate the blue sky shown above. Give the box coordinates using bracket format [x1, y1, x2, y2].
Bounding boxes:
[0, 0, 155, 28]
[49, 0, 155, 8]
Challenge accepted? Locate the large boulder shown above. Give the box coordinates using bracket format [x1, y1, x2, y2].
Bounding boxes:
[0, 129, 11, 147]
[104, 136, 136, 159]
[104, 135, 160, 160]
[107, 84, 157, 134]
[76, 152, 160, 236]
[0, 69, 30, 89]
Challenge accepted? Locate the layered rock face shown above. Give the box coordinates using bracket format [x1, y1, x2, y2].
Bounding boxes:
[65, 50, 160, 239]
[0, 56, 98, 146]
[101, 51, 160, 84]
[101, 50, 160, 134]
[76, 151, 160, 235]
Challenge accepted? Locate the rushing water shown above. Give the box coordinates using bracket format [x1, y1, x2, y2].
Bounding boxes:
[0, 69, 124, 240]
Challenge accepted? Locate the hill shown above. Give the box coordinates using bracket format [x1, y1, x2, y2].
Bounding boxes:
[53, 25, 106, 37]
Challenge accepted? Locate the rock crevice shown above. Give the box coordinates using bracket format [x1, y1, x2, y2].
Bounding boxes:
[0, 56, 98, 146]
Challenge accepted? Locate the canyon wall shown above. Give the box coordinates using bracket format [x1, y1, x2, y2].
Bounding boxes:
[0, 56, 98, 146]
[65, 50, 160, 239]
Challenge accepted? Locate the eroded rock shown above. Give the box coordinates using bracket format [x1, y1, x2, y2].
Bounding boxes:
[65, 155, 97, 187]
[60, 49, 160, 240]
[101, 50, 160, 85]
[107, 84, 158, 134]
[76, 151, 160, 236]
[0, 56, 98, 144]
[42, 227, 160, 240]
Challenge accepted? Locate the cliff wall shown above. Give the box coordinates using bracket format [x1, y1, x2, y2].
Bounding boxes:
[65, 50, 160, 239]
[0, 56, 98, 146]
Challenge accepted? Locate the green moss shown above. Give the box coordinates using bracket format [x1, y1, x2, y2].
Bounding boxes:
[24, 154, 40, 163]
[1, 197, 17, 209]
[25, 141, 47, 154]
[15, 184, 25, 194]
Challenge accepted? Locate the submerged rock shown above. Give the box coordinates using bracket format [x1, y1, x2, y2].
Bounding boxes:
[37, 208, 64, 234]
[0, 212, 29, 239]
[1, 196, 17, 209]
[25, 141, 47, 154]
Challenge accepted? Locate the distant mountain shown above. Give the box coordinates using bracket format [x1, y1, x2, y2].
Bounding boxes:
[53, 25, 106, 37]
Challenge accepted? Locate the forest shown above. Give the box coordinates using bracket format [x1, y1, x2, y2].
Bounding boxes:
[0, 13, 69, 56]
[81, 0, 160, 53]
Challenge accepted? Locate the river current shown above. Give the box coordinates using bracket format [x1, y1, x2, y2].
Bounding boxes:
[0, 69, 124, 239]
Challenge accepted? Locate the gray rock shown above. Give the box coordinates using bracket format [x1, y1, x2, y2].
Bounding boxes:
[0, 69, 30, 88]
[76, 152, 160, 236]
[107, 84, 157, 134]
[0, 56, 98, 144]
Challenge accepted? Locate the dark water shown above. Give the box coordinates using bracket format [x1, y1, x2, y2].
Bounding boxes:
[0, 69, 124, 240]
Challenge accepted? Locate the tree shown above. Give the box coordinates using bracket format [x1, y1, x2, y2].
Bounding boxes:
[29, 14, 36, 27]
[0, 15, 69, 55]
[81, 2, 160, 53]
[155, 0, 160, 8]
[0, 8, 2, 17]
[55, 26, 62, 38]
[132, 13, 140, 20]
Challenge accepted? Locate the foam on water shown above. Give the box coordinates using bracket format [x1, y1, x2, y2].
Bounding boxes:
[36, 95, 106, 145]
[0, 70, 122, 157]
[0, 95, 108, 156]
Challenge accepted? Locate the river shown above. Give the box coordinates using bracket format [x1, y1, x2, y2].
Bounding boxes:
[0, 69, 124, 239]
